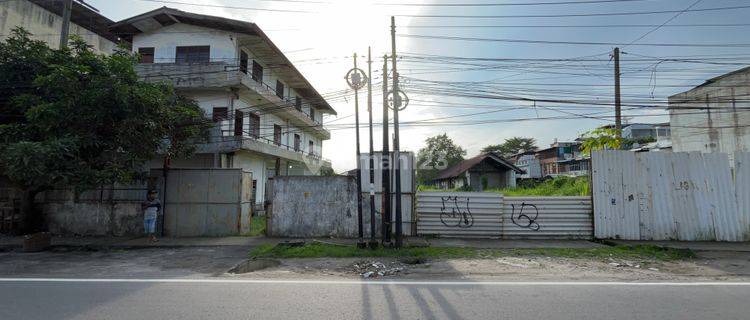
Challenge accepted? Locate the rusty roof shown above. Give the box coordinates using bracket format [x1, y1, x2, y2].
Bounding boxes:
[434, 152, 523, 181]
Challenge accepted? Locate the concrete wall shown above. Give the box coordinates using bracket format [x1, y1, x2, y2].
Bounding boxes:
[43, 201, 142, 236]
[669, 68, 750, 161]
[268, 176, 379, 238]
[0, 0, 116, 54]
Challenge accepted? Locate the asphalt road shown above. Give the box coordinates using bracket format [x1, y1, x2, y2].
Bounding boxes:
[1, 279, 749, 320]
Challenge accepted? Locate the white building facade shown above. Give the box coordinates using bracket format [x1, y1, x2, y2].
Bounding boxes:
[111, 8, 335, 205]
[0, 0, 118, 54]
[669, 66, 750, 161]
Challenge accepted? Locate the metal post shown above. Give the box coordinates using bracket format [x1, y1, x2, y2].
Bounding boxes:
[390, 17, 403, 248]
[614, 47, 622, 139]
[367, 48, 378, 249]
[59, 0, 73, 49]
[353, 53, 366, 249]
[381, 54, 391, 244]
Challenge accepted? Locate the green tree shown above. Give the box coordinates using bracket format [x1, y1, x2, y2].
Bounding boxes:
[580, 128, 622, 155]
[0, 29, 210, 232]
[416, 133, 466, 184]
[481, 137, 537, 157]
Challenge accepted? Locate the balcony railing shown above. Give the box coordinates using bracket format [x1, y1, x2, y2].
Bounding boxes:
[211, 123, 326, 162]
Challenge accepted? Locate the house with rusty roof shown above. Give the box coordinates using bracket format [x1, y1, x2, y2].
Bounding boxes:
[433, 153, 524, 191]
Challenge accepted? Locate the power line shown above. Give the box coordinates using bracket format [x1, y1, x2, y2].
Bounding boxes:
[394, 4, 750, 18]
[404, 23, 750, 29]
[397, 34, 750, 48]
[375, 0, 653, 7]
[622, 0, 703, 48]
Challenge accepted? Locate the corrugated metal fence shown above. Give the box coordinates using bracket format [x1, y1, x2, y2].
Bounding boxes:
[503, 197, 593, 239]
[416, 192, 593, 239]
[592, 151, 750, 242]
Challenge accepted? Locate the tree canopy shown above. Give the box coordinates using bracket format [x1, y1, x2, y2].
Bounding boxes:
[0, 29, 210, 232]
[416, 133, 466, 184]
[481, 137, 537, 157]
[580, 127, 622, 155]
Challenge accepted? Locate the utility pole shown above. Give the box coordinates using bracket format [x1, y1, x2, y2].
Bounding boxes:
[613, 47, 622, 139]
[59, 0, 73, 49]
[351, 53, 365, 249]
[367, 47, 377, 249]
[381, 54, 391, 245]
[390, 16, 403, 248]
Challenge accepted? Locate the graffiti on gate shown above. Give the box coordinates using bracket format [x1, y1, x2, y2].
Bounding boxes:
[440, 196, 474, 228]
[510, 202, 540, 231]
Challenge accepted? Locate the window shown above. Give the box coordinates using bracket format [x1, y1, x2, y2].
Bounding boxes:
[308, 140, 314, 154]
[138, 47, 154, 64]
[240, 51, 248, 74]
[252, 61, 263, 82]
[212, 107, 228, 122]
[175, 46, 210, 64]
[273, 124, 282, 145]
[294, 134, 301, 151]
[295, 96, 302, 111]
[234, 110, 244, 136]
[275, 80, 285, 99]
[249, 113, 260, 138]
[309, 107, 315, 122]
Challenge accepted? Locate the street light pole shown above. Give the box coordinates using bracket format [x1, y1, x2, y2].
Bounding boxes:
[367, 47, 378, 249]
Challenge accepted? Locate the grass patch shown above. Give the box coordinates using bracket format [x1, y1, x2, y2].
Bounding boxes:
[495, 176, 590, 196]
[249, 243, 694, 261]
[418, 176, 590, 196]
[244, 216, 266, 237]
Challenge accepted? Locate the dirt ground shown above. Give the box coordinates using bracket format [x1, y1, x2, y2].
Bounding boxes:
[1, 246, 749, 281]
[239, 251, 750, 281]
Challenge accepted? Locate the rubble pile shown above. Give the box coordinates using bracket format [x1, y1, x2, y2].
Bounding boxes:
[352, 260, 406, 278]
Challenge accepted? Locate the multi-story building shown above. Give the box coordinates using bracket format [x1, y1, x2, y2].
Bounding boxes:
[0, 0, 118, 54]
[669, 66, 750, 161]
[111, 7, 336, 206]
[536, 141, 589, 177]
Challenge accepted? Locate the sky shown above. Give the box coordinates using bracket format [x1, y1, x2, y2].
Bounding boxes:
[84, 0, 750, 172]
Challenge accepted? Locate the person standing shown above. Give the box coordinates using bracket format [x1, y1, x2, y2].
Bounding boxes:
[142, 190, 161, 243]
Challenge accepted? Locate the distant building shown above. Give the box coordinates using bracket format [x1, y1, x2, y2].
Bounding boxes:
[668, 66, 750, 160]
[535, 141, 589, 177]
[513, 152, 542, 179]
[0, 0, 119, 54]
[433, 153, 523, 191]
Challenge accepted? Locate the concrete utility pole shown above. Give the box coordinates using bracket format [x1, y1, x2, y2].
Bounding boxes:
[352, 53, 366, 249]
[59, 0, 73, 49]
[367, 48, 377, 249]
[381, 55, 391, 244]
[390, 16, 403, 248]
[613, 47, 622, 139]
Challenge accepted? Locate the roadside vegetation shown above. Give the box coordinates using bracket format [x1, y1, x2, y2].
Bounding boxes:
[245, 216, 266, 237]
[418, 176, 590, 196]
[250, 242, 694, 261]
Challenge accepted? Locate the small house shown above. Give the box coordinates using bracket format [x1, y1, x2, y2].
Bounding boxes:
[433, 153, 523, 191]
